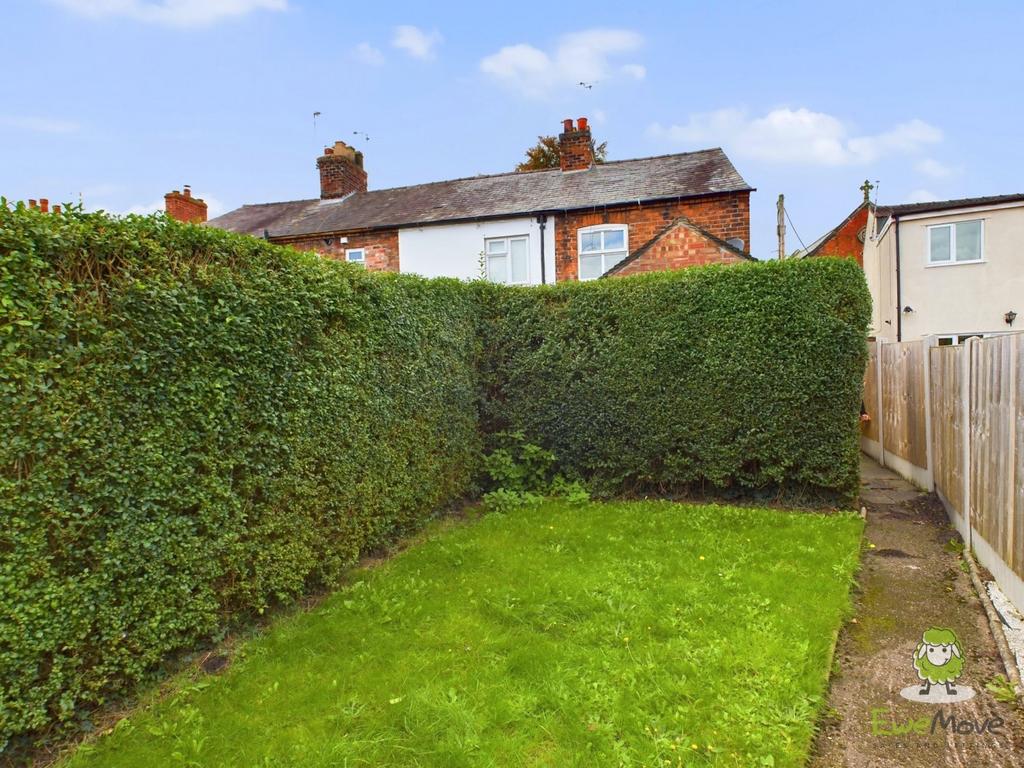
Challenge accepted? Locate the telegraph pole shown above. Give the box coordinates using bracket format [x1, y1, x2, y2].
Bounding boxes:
[777, 194, 786, 260]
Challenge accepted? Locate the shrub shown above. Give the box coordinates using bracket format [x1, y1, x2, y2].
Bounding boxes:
[474, 258, 870, 501]
[479, 431, 589, 512]
[0, 205, 480, 749]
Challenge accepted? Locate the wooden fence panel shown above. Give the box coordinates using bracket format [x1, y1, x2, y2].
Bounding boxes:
[929, 345, 963, 511]
[969, 336, 1015, 573]
[862, 344, 879, 442]
[1014, 334, 1023, 574]
[864, 332, 1024, 610]
[881, 340, 928, 467]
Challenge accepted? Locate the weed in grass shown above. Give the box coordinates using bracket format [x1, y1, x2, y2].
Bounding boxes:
[945, 538, 966, 555]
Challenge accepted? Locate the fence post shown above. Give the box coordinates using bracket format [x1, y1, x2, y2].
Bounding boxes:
[876, 338, 885, 468]
[961, 337, 974, 551]
[922, 335, 937, 491]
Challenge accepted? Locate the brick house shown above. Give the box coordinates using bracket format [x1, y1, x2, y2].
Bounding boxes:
[205, 118, 755, 283]
[798, 199, 870, 267]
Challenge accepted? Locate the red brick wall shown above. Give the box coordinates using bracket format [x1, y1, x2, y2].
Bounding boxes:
[812, 204, 867, 267]
[553, 191, 750, 281]
[284, 229, 399, 272]
[164, 190, 208, 223]
[612, 224, 746, 276]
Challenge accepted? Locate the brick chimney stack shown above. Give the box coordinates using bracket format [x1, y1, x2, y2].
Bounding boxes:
[559, 117, 594, 172]
[164, 185, 208, 223]
[317, 141, 368, 200]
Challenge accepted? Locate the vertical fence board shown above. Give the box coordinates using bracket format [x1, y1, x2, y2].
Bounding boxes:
[862, 344, 880, 442]
[969, 337, 1014, 572]
[1014, 335, 1023, 573]
[929, 345, 963, 510]
[880, 340, 927, 466]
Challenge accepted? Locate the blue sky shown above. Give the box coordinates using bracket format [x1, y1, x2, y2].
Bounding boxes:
[3, 0, 1022, 260]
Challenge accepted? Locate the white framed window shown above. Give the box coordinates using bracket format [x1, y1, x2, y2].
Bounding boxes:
[927, 220, 983, 265]
[937, 333, 987, 346]
[577, 224, 628, 280]
[345, 248, 366, 265]
[485, 235, 529, 284]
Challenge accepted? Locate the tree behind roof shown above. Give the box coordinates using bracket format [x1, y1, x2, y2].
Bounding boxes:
[515, 135, 608, 171]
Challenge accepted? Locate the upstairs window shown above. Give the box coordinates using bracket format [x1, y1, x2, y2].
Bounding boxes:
[578, 225, 628, 280]
[928, 220, 983, 265]
[485, 236, 529, 284]
[345, 248, 366, 265]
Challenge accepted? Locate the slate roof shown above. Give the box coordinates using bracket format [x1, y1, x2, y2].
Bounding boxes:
[876, 193, 1024, 219]
[204, 199, 318, 238]
[206, 148, 751, 239]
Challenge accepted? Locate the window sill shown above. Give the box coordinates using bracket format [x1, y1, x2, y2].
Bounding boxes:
[925, 259, 986, 268]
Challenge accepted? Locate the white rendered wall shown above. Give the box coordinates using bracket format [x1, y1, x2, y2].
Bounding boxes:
[398, 217, 557, 284]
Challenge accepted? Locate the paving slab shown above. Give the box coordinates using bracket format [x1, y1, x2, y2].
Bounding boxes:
[810, 455, 1024, 767]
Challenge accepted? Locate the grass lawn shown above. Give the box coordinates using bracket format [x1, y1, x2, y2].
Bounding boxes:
[62, 501, 862, 768]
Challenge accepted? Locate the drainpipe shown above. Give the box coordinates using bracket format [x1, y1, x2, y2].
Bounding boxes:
[894, 215, 902, 341]
[536, 214, 547, 284]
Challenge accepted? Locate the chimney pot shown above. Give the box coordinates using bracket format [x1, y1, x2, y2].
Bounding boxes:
[562, 118, 574, 132]
[53, 204, 61, 214]
[40, 198, 49, 213]
[183, 185, 191, 199]
[29, 199, 37, 209]
[577, 116, 588, 131]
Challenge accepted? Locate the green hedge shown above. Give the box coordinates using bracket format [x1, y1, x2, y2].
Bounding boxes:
[0, 205, 868, 751]
[475, 258, 870, 500]
[0, 206, 480, 749]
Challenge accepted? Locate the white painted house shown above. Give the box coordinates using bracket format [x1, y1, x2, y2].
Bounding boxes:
[860, 194, 1024, 343]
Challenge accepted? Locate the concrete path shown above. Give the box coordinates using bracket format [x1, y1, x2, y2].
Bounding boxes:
[810, 456, 1023, 767]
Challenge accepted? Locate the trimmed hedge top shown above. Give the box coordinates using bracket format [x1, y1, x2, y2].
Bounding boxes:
[0, 204, 869, 752]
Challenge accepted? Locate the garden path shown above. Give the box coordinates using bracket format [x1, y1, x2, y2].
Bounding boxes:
[810, 456, 1023, 766]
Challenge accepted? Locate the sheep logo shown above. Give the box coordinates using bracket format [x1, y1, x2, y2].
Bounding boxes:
[899, 627, 975, 703]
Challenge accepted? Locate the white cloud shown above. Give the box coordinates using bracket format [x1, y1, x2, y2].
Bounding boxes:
[621, 63, 646, 80]
[0, 115, 80, 134]
[906, 189, 939, 204]
[49, 0, 286, 27]
[121, 198, 167, 216]
[353, 42, 384, 66]
[649, 107, 942, 166]
[480, 28, 644, 98]
[392, 25, 441, 60]
[916, 157, 953, 179]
